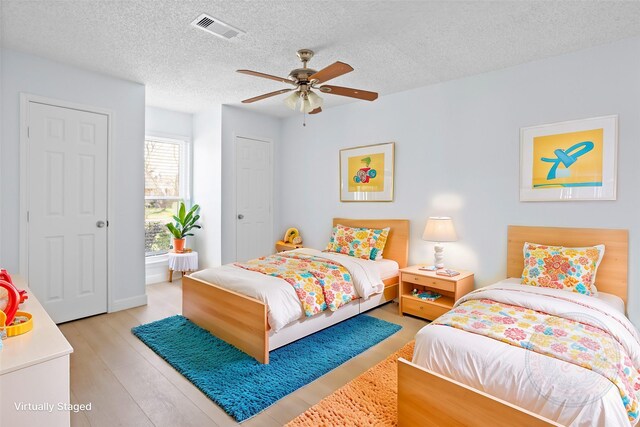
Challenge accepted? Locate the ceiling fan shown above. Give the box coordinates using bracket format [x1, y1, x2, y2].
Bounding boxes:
[237, 49, 378, 115]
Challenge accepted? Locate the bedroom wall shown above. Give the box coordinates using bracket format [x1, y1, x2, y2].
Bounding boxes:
[220, 105, 281, 264]
[278, 36, 640, 326]
[0, 48, 147, 311]
[144, 106, 193, 284]
[146, 106, 193, 139]
[192, 105, 222, 269]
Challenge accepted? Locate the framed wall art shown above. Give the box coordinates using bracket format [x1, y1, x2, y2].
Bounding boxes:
[520, 115, 617, 201]
[340, 142, 394, 202]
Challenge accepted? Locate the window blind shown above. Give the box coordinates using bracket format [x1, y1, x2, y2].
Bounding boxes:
[145, 139, 181, 198]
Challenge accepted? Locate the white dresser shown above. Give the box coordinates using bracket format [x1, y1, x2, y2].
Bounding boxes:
[0, 275, 73, 427]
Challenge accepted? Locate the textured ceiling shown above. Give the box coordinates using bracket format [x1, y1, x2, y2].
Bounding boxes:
[2, 1, 640, 117]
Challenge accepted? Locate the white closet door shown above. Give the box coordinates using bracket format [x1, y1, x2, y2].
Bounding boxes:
[235, 137, 273, 262]
[27, 101, 108, 323]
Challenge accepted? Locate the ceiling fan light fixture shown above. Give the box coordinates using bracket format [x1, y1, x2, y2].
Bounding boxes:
[300, 96, 312, 114]
[284, 91, 300, 110]
[299, 91, 322, 114]
[307, 90, 323, 110]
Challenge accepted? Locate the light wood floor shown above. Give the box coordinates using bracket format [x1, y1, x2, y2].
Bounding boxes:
[60, 279, 427, 427]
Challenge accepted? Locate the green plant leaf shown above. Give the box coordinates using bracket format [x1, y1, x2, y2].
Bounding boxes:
[184, 218, 199, 230]
[184, 212, 194, 227]
[178, 202, 186, 222]
[166, 223, 183, 239]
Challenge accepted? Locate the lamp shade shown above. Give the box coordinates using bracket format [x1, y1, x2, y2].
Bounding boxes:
[422, 217, 457, 242]
[284, 91, 300, 110]
[307, 90, 323, 109]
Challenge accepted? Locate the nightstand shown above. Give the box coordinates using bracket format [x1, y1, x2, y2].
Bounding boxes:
[275, 240, 303, 252]
[399, 266, 474, 321]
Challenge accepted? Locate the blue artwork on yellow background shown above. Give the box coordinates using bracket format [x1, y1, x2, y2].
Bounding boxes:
[532, 129, 603, 189]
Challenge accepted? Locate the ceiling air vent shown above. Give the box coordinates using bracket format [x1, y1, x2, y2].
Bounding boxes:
[190, 14, 244, 40]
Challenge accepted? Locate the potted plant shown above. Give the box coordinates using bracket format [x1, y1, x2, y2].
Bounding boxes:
[166, 202, 201, 253]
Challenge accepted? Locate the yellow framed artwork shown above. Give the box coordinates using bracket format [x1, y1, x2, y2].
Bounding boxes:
[520, 116, 617, 201]
[340, 142, 394, 202]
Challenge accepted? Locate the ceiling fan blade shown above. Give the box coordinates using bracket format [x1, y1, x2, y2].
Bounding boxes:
[237, 69, 296, 86]
[241, 89, 294, 103]
[319, 85, 378, 101]
[309, 107, 322, 114]
[309, 62, 353, 84]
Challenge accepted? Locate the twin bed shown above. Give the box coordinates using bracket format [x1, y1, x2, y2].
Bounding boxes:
[182, 220, 636, 426]
[399, 225, 634, 427]
[182, 218, 409, 363]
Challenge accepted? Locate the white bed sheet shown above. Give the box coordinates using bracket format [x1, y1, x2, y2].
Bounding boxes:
[189, 248, 385, 332]
[597, 291, 625, 314]
[413, 279, 640, 426]
[323, 251, 398, 280]
[372, 258, 399, 280]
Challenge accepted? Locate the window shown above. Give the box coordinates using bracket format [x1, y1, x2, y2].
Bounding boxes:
[144, 136, 190, 256]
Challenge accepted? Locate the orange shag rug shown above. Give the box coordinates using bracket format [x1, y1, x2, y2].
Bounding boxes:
[286, 340, 415, 427]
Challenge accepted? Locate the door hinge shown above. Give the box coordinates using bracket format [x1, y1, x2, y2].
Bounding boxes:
[27, 127, 30, 139]
[106, 220, 109, 227]
[26, 211, 29, 222]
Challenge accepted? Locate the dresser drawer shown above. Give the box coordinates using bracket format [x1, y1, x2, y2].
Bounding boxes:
[402, 274, 455, 292]
[402, 297, 450, 320]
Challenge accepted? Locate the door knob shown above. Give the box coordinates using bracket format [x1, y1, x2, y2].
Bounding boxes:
[96, 220, 106, 228]
[237, 214, 244, 220]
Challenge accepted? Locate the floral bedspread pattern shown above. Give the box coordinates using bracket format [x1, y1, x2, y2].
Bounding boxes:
[235, 253, 358, 317]
[433, 298, 640, 422]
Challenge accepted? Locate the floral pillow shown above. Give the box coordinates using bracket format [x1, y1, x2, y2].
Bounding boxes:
[521, 242, 605, 296]
[370, 227, 390, 260]
[325, 224, 383, 260]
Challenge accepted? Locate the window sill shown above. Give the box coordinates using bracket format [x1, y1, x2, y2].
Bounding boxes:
[145, 254, 169, 265]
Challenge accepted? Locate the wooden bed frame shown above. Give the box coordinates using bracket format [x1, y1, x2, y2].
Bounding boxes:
[398, 225, 629, 427]
[183, 218, 409, 364]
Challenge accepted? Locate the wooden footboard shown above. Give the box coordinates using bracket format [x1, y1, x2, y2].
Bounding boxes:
[182, 275, 269, 363]
[397, 358, 561, 427]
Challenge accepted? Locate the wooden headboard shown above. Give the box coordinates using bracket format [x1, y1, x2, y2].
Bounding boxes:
[507, 225, 629, 305]
[332, 218, 410, 268]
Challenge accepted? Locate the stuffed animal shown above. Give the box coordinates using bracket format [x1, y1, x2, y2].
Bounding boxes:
[283, 228, 303, 245]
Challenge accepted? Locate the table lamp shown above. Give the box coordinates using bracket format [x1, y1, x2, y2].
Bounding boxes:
[422, 217, 457, 269]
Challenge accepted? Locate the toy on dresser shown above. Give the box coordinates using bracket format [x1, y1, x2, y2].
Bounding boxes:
[0, 269, 33, 343]
[283, 228, 303, 245]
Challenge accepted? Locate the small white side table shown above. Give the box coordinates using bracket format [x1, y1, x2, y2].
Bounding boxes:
[168, 251, 199, 282]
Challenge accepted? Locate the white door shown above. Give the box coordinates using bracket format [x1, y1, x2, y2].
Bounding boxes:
[27, 101, 108, 323]
[235, 137, 273, 261]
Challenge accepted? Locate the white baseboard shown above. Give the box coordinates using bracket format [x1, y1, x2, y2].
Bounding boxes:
[146, 271, 168, 285]
[109, 294, 148, 312]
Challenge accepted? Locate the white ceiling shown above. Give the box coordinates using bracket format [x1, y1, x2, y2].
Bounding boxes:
[3, 1, 640, 118]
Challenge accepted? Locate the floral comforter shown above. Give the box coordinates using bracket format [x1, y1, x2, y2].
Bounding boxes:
[433, 297, 640, 422]
[235, 253, 358, 317]
[413, 279, 640, 426]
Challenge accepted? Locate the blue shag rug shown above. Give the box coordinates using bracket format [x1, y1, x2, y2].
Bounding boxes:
[132, 314, 401, 422]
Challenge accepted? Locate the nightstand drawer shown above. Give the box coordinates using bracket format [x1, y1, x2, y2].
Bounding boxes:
[402, 297, 449, 320]
[402, 274, 455, 292]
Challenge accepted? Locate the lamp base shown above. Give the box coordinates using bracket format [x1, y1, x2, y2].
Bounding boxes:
[434, 243, 445, 269]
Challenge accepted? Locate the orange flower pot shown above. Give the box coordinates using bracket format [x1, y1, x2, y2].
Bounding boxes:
[173, 238, 186, 253]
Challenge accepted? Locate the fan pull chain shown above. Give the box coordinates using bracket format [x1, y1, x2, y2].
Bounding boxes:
[303, 112, 306, 127]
